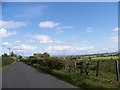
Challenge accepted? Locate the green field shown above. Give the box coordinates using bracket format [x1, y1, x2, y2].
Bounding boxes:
[91, 56, 118, 61]
[22, 52, 120, 89]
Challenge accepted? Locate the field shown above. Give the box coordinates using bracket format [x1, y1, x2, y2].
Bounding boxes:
[90, 56, 118, 60]
[23, 53, 120, 89]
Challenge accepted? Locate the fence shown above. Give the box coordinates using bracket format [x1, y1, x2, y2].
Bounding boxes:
[64, 59, 119, 82]
[23, 56, 120, 82]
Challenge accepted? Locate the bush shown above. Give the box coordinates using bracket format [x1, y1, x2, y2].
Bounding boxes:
[45, 57, 64, 69]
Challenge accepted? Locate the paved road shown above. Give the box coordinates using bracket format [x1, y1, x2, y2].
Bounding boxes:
[0, 72, 2, 90]
[2, 62, 78, 88]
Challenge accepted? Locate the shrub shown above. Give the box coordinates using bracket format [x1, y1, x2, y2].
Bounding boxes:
[45, 57, 63, 69]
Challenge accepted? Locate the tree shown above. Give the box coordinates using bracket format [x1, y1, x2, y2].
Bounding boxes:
[34, 53, 44, 60]
[43, 52, 50, 58]
[29, 56, 35, 60]
[2, 53, 8, 57]
[18, 55, 23, 60]
[10, 52, 17, 57]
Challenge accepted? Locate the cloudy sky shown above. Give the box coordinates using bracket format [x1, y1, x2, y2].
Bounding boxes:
[0, 2, 118, 56]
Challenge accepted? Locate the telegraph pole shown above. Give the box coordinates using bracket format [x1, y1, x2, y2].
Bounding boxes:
[2, 45, 5, 54]
[7, 47, 11, 55]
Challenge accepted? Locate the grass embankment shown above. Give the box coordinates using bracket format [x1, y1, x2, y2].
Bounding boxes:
[30, 63, 119, 90]
[1, 55, 16, 71]
[23, 53, 119, 89]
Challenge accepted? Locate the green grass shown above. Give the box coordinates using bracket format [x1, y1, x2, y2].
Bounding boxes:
[92, 56, 118, 61]
[23, 54, 119, 89]
[31, 63, 119, 89]
[1, 56, 16, 71]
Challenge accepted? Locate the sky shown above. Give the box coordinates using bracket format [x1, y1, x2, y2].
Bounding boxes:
[0, 2, 118, 56]
[2, 0, 120, 2]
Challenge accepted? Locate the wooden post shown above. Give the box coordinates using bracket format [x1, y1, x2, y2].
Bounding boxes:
[74, 61, 77, 72]
[96, 61, 100, 77]
[65, 61, 66, 71]
[75, 61, 76, 67]
[115, 60, 120, 82]
[118, 55, 120, 75]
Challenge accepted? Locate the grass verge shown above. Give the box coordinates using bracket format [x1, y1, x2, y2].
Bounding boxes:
[2, 61, 16, 72]
[31, 63, 120, 90]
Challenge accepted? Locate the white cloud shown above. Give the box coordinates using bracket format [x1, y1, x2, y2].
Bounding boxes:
[29, 34, 63, 43]
[34, 35, 53, 43]
[14, 44, 37, 50]
[103, 35, 118, 53]
[15, 40, 21, 43]
[2, 39, 94, 55]
[56, 26, 74, 30]
[55, 26, 73, 34]
[2, 41, 38, 55]
[55, 30, 63, 34]
[86, 28, 94, 32]
[44, 45, 94, 54]
[2, 41, 21, 47]
[2, 42, 9, 46]
[103, 48, 109, 51]
[103, 47, 117, 53]
[113, 27, 120, 31]
[0, 28, 17, 38]
[46, 45, 71, 51]
[72, 46, 93, 51]
[0, 20, 27, 29]
[39, 21, 60, 28]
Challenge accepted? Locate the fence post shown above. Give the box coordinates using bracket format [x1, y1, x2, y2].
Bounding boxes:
[96, 61, 100, 77]
[115, 60, 120, 82]
[74, 61, 76, 72]
[75, 61, 76, 67]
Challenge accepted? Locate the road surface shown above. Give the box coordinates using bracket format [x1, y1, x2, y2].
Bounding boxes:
[2, 62, 78, 88]
[0, 72, 2, 90]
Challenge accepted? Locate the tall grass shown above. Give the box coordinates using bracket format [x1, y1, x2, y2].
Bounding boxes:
[2, 55, 15, 70]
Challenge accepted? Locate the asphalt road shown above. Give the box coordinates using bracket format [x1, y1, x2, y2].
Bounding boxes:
[0, 72, 2, 90]
[2, 62, 78, 88]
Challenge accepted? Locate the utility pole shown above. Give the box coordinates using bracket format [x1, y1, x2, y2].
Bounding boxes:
[2, 45, 5, 54]
[7, 47, 11, 55]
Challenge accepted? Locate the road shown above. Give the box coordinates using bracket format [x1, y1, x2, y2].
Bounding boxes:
[2, 62, 78, 88]
[0, 72, 2, 90]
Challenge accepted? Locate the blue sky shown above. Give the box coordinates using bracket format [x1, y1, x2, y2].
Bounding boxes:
[2, 0, 120, 2]
[0, 2, 118, 56]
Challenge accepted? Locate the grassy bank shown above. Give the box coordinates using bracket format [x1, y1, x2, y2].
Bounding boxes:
[30, 63, 119, 90]
[1, 54, 16, 71]
[22, 52, 119, 89]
